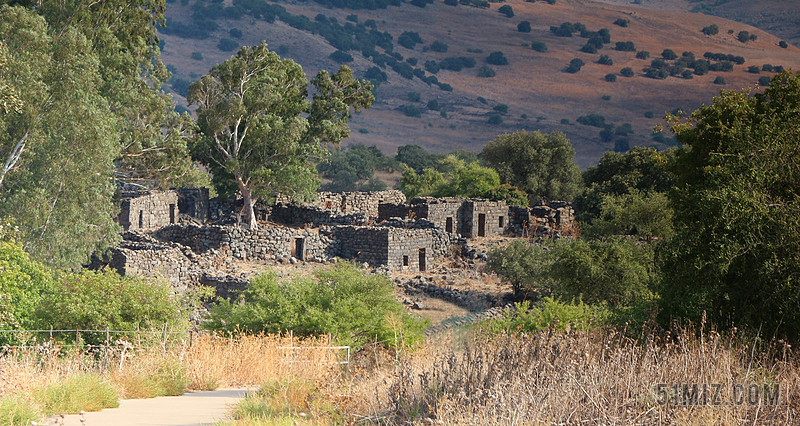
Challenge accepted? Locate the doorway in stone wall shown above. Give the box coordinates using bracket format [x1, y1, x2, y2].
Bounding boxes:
[169, 204, 176, 224]
[478, 213, 486, 237]
[445, 217, 453, 233]
[292, 237, 305, 260]
[138, 210, 144, 229]
[418, 248, 426, 271]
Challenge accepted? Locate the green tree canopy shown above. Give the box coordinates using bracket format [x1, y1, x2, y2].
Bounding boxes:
[188, 42, 374, 229]
[481, 130, 582, 204]
[659, 71, 800, 340]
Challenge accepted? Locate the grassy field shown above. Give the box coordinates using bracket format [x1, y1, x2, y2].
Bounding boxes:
[158, 0, 800, 167]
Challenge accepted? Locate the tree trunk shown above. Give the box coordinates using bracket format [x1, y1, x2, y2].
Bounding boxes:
[235, 174, 258, 230]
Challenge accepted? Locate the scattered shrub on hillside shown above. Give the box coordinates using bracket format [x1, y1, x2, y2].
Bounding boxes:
[661, 49, 677, 60]
[614, 138, 630, 152]
[391, 61, 414, 79]
[493, 103, 508, 114]
[398, 31, 423, 49]
[407, 91, 421, 102]
[477, 65, 496, 77]
[444, 0, 458, 5]
[605, 73, 617, 82]
[364, 66, 388, 82]
[737, 30, 755, 43]
[488, 114, 503, 125]
[583, 192, 674, 239]
[620, 67, 634, 77]
[330, 50, 354, 63]
[682, 69, 694, 79]
[561, 118, 570, 124]
[424, 60, 440, 74]
[217, 38, 239, 51]
[566, 58, 584, 73]
[580, 44, 597, 54]
[229, 28, 242, 38]
[477, 96, 488, 104]
[644, 68, 668, 79]
[644, 111, 654, 118]
[613, 18, 629, 27]
[426, 99, 440, 110]
[530, 40, 548, 52]
[430, 40, 449, 52]
[346, 13, 358, 22]
[191, 51, 204, 61]
[577, 113, 606, 127]
[401, 105, 422, 117]
[758, 76, 771, 86]
[486, 51, 509, 65]
[747, 65, 760, 74]
[701, 23, 719, 35]
[779, 40, 788, 48]
[598, 54, 613, 65]
[635, 50, 650, 60]
[615, 41, 635, 52]
[518, 21, 531, 32]
[498, 5, 514, 17]
[762, 63, 773, 72]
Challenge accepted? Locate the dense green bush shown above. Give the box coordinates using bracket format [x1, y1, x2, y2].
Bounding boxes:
[758, 76, 771, 86]
[701, 24, 719, 35]
[582, 191, 673, 239]
[477, 65, 496, 77]
[598, 54, 613, 65]
[615, 41, 635, 52]
[400, 104, 422, 117]
[204, 263, 426, 348]
[486, 51, 509, 65]
[576, 114, 606, 127]
[580, 44, 597, 54]
[33, 270, 186, 346]
[517, 21, 531, 32]
[330, 50, 354, 63]
[613, 18, 628, 27]
[635, 50, 649, 60]
[661, 49, 677, 60]
[747, 65, 760, 74]
[398, 31, 423, 49]
[191, 51, 203, 60]
[779, 41, 788, 48]
[430, 40, 448, 52]
[566, 58, 584, 73]
[493, 103, 508, 114]
[487, 240, 555, 295]
[407, 91, 421, 102]
[424, 60, 440, 74]
[426, 99, 440, 110]
[604, 73, 617, 82]
[488, 114, 503, 125]
[620, 67, 634, 77]
[229, 28, 243, 38]
[530, 40, 548, 52]
[0, 239, 53, 344]
[217, 38, 239, 51]
[498, 4, 513, 17]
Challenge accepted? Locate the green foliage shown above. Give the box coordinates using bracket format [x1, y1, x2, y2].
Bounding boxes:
[615, 41, 635, 52]
[33, 269, 185, 346]
[433, 156, 500, 198]
[566, 58, 584, 73]
[399, 167, 445, 198]
[217, 38, 239, 51]
[487, 240, 555, 296]
[582, 191, 674, 239]
[659, 71, 800, 339]
[438, 56, 476, 71]
[188, 43, 373, 227]
[487, 299, 611, 334]
[488, 114, 503, 125]
[330, 50, 354, 63]
[477, 65, 496, 77]
[400, 105, 422, 117]
[737, 30, 752, 43]
[32, 373, 118, 415]
[530, 40, 548, 52]
[0, 239, 52, 344]
[701, 24, 719, 35]
[407, 91, 422, 102]
[549, 238, 658, 307]
[395, 145, 443, 173]
[191, 51, 204, 60]
[635, 50, 650, 60]
[482, 130, 582, 202]
[486, 51, 509, 65]
[204, 263, 427, 348]
[576, 114, 606, 127]
[229, 28, 243, 38]
[517, 21, 531, 32]
[477, 96, 488, 104]
[0, 396, 40, 426]
[398, 31, 423, 49]
[484, 183, 528, 206]
[498, 4, 513, 17]
[758, 76, 771, 86]
[620, 67, 634, 77]
[318, 144, 393, 192]
[779, 40, 788, 48]
[661, 49, 677, 60]
[577, 147, 674, 218]
[604, 73, 617, 82]
[580, 43, 597, 54]
[613, 18, 629, 27]
[493, 104, 508, 114]
[429, 40, 448, 52]
[598, 55, 613, 65]
[747, 65, 760, 74]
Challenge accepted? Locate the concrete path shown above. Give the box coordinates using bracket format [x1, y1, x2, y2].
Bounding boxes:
[59, 388, 253, 426]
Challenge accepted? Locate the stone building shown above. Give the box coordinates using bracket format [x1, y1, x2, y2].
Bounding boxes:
[333, 222, 450, 271]
[378, 198, 508, 238]
[118, 190, 179, 231]
[279, 190, 406, 218]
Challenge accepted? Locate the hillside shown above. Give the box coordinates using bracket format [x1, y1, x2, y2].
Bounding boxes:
[158, 0, 800, 167]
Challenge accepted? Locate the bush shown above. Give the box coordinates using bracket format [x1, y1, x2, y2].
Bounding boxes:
[0, 397, 40, 425]
[486, 51, 509, 65]
[605, 73, 617, 82]
[330, 50, 354, 63]
[477, 65, 496, 77]
[615, 41, 635, 52]
[487, 240, 555, 295]
[758, 76, 771, 86]
[407, 91, 421, 102]
[576, 113, 606, 127]
[614, 137, 630, 152]
[620, 67, 634, 77]
[32, 373, 119, 415]
[580, 44, 597, 54]
[661, 49, 677, 60]
[517, 21, 531, 32]
[548, 238, 658, 307]
[0, 240, 52, 344]
[398, 31, 423, 49]
[430, 40, 449, 52]
[644, 111, 654, 118]
[33, 269, 185, 346]
[737, 30, 750, 43]
[346, 13, 358, 22]
[489, 298, 612, 334]
[424, 60, 440, 74]
[583, 192, 674, 239]
[613, 18, 629, 27]
[217, 38, 239, 51]
[488, 114, 503, 125]
[444, 0, 458, 5]
[598, 54, 613, 65]
[762, 63, 773, 72]
[747, 65, 760, 74]
[530, 40, 548, 52]
[203, 263, 426, 348]
[779, 40, 788, 48]
[635, 50, 650, 60]
[400, 105, 422, 117]
[191, 51, 203, 60]
[498, 4, 513, 17]
[493, 103, 508, 114]
[682, 69, 694, 79]
[566, 58, 584, 73]
[229, 28, 242, 38]
[364, 66, 388, 82]
[477, 96, 488, 104]
[701, 24, 719, 35]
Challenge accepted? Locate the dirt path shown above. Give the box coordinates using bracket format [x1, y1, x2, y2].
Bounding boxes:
[58, 388, 252, 426]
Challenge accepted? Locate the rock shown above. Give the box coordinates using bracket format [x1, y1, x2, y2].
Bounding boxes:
[411, 302, 424, 310]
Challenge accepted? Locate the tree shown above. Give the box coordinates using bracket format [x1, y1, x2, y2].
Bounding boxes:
[661, 49, 677, 60]
[659, 71, 800, 339]
[701, 24, 719, 35]
[605, 73, 617, 82]
[188, 43, 373, 229]
[530, 40, 548, 52]
[486, 51, 509, 65]
[482, 130, 582, 202]
[635, 50, 650, 60]
[477, 65, 495, 77]
[517, 21, 531, 33]
[598, 54, 613, 65]
[713, 76, 726, 84]
[395, 144, 442, 172]
[488, 114, 503, 125]
[430, 40, 448, 52]
[399, 167, 444, 199]
[434, 156, 500, 198]
[737, 30, 750, 43]
[620, 67, 634, 77]
[498, 4, 513, 17]
[0, 237, 52, 344]
[779, 41, 788, 48]
[566, 58, 584, 73]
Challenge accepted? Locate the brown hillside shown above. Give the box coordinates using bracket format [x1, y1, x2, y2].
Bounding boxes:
[158, 0, 800, 168]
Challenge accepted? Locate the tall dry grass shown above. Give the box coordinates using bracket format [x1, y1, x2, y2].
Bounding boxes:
[343, 324, 800, 425]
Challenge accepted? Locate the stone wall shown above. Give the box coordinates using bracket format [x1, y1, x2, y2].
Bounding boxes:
[462, 200, 508, 238]
[508, 201, 575, 236]
[177, 188, 210, 222]
[119, 190, 179, 231]
[153, 224, 336, 262]
[268, 204, 368, 227]
[279, 190, 406, 218]
[332, 224, 451, 271]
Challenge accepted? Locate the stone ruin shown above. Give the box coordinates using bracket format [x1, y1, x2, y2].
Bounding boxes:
[101, 188, 574, 295]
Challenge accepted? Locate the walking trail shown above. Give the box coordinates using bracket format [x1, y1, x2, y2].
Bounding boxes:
[58, 388, 253, 426]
